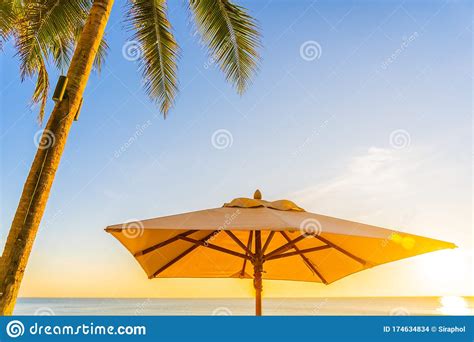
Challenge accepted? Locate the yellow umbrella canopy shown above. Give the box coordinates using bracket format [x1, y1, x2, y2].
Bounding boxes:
[105, 190, 456, 315]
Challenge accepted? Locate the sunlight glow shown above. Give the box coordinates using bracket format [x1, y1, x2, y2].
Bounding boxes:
[437, 296, 470, 315]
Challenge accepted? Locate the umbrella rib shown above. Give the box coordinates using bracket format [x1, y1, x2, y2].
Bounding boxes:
[151, 231, 218, 278]
[263, 234, 307, 260]
[261, 231, 275, 254]
[265, 245, 331, 261]
[178, 235, 252, 260]
[224, 230, 254, 256]
[314, 235, 367, 265]
[134, 230, 197, 257]
[240, 231, 253, 277]
[279, 231, 328, 284]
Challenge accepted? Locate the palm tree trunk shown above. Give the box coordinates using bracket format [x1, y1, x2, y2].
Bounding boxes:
[0, 0, 114, 315]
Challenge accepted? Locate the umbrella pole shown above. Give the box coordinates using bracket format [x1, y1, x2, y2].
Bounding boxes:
[254, 266, 262, 316]
[253, 230, 263, 316]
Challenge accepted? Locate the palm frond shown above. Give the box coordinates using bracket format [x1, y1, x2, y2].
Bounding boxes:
[13, 0, 91, 123]
[16, 0, 91, 78]
[126, 0, 179, 116]
[93, 35, 109, 73]
[31, 59, 49, 123]
[53, 25, 109, 73]
[189, 0, 260, 94]
[51, 35, 74, 71]
[0, 0, 17, 48]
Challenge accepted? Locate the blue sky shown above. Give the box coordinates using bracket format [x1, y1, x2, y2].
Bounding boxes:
[1, 0, 472, 298]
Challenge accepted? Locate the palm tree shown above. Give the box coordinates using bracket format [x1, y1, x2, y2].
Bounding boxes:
[0, 0, 107, 122]
[0, 0, 260, 315]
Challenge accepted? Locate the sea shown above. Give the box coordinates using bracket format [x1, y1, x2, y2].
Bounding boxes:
[14, 297, 474, 316]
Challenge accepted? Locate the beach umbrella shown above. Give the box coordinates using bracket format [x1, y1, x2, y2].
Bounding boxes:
[105, 190, 456, 315]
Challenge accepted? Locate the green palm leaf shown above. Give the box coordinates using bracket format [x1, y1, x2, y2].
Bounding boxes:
[126, 0, 179, 116]
[14, 0, 91, 122]
[31, 59, 49, 122]
[0, 0, 16, 46]
[5, 0, 260, 122]
[93, 35, 109, 73]
[189, 0, 260, 94]
[16, 0, 91, 77]
[50, 35, 73, 71]
[53, 26, 109, 73]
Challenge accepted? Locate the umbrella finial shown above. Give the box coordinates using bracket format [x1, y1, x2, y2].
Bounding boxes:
[254, 189, 262, 200]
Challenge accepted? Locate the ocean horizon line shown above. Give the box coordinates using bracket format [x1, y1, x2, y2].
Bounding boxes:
[19, 296, 473, 300]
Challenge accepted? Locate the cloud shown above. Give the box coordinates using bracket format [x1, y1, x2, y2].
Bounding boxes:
[291, 147, 425, 226]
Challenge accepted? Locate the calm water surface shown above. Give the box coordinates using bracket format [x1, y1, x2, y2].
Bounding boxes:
[14, 297, 473, 316]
